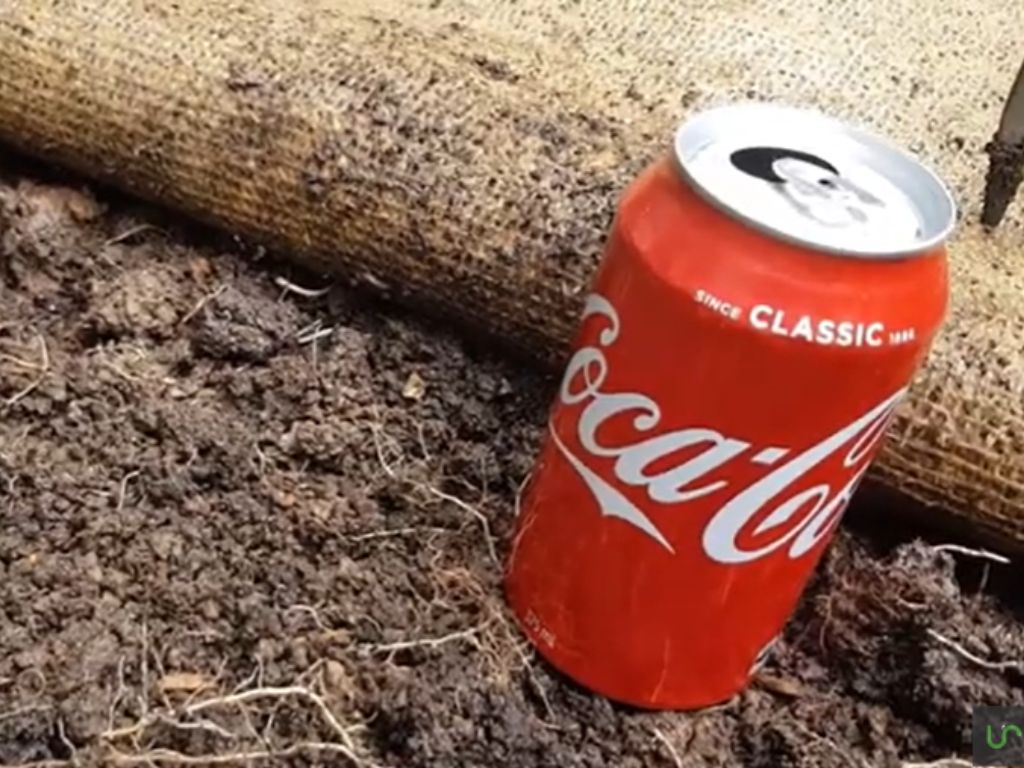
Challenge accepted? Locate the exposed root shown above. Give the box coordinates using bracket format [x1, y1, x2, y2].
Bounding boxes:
[106, 742, 370, 766]
[651, 726, 684, 768]
[56, 717, 76, 762]
[101, 656, 374, 766]
[274, 276, 331, 299]
[298, 325, 334, 345]
[424, 486, 498, 564]
[187, 686, 357, 752]
[371, 418, 499, 564]
[368, 621, 490, 656]
[926, 628, 1022, 672]
[3, 332, 48, 407]
[348, 525, 448, 542]
[932, 543, 1010, 565]
[178, 284, 227, 326]
[901, 760, 974, 768]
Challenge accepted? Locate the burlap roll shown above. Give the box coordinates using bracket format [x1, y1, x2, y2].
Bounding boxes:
[1, 0, 1022, 552]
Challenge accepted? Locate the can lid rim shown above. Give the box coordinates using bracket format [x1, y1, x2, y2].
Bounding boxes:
[672, 103, 958, 259]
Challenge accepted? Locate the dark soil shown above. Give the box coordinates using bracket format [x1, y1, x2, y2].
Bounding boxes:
[1, 152, 1022, 768]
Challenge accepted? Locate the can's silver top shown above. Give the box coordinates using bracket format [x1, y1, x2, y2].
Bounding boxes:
[673, 103, 956, 258]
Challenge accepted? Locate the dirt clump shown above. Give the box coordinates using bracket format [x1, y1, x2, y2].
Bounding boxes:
[1, 155, 1022, 767]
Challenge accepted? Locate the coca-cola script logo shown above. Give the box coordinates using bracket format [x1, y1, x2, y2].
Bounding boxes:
[550, 293, 906, 564]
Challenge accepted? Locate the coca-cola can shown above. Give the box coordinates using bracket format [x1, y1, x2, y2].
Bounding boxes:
[504, 102, 956, 710]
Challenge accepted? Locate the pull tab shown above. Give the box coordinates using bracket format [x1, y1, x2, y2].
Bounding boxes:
[731, 146, 886, 229]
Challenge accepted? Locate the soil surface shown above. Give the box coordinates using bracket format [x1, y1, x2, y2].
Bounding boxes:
[1, 152, 1023, 768]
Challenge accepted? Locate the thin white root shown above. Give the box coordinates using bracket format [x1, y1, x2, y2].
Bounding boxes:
[932, 544, 1010, 565]
[349, 526, 447, 542]
[56, 718, 76, 761]
[179, 284, 227, 325]
[425, 486, 498, 564]
[186, 686, 356, 752]
[370, 420, 498, 563]
[651, 727, 684, 768]
[104, 223, 160, 246]
[298, 326, 335, 345]
[274, 276, 331, 298]
[926, 629, 1022, 672]
[116, 470, 140, 513]
[369, 623, 488, 655]
[4, 333, 49, 407]
[106, 742, 367, 766]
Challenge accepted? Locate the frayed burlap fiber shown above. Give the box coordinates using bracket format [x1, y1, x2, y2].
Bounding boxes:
[1, 0, 1023, 551]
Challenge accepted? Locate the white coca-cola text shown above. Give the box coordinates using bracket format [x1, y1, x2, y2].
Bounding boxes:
[551, 293, 905, 564]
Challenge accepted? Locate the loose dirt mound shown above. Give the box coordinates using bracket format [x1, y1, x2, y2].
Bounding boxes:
[1, 155, 1022, 767]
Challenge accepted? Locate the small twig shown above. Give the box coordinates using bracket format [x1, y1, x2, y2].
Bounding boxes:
[901, 760, 974, 768]
[186, 686, 356, 752]
[274, 276, 331, 299]
[4, 333, 48, 407]
[179, 284, 227, 326]
[651, 727, 684, 768]
[425, 486, 498, 564]
[926, 629, 1022, 671]
[368, 623, 487, 655]
[933, 544, 1010, 565]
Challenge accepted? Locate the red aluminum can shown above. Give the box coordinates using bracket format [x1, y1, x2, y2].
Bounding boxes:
[504, 103, 956, 710]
